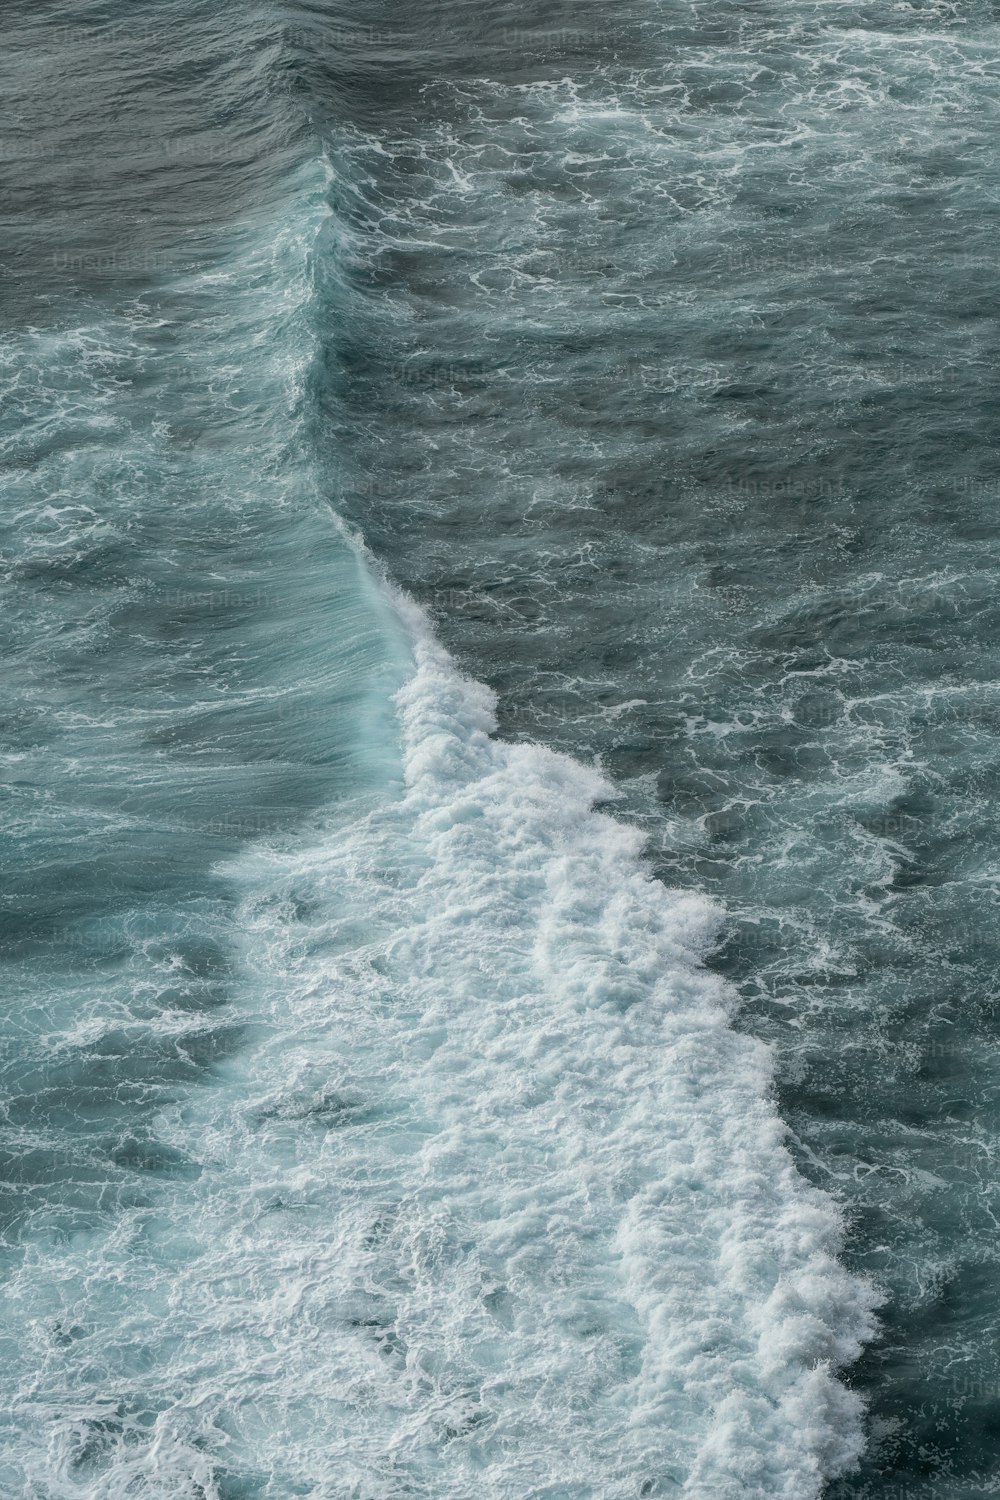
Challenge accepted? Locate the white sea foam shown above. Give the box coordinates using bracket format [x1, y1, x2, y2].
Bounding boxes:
[310, 582, 882, 1497]
[62, 578, 873, 1499]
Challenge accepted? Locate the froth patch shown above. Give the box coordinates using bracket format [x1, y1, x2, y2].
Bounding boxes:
[361, 586, 881, 1495]
[0, 577, 879, 1497]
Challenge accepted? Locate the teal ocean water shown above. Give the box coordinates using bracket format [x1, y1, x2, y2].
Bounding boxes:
[3, 2, 997, 1496]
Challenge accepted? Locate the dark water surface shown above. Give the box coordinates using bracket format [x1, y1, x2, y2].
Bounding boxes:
[3, 0, 998, 1495]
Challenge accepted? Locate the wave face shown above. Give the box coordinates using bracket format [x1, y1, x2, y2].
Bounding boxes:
[10, 0, 980, 1495]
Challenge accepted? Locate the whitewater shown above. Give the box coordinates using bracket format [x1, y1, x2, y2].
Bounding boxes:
[0, 127, 877, 1494]
[32, 0, 1000, 1486]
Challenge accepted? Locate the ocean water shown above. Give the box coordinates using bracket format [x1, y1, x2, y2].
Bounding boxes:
[2, 1, 996, 1497]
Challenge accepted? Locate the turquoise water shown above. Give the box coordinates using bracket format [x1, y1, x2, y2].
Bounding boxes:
[4, 1, 998, 1496]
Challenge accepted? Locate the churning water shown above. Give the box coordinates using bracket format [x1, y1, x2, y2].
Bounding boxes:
[3, 1, 998, 1495]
